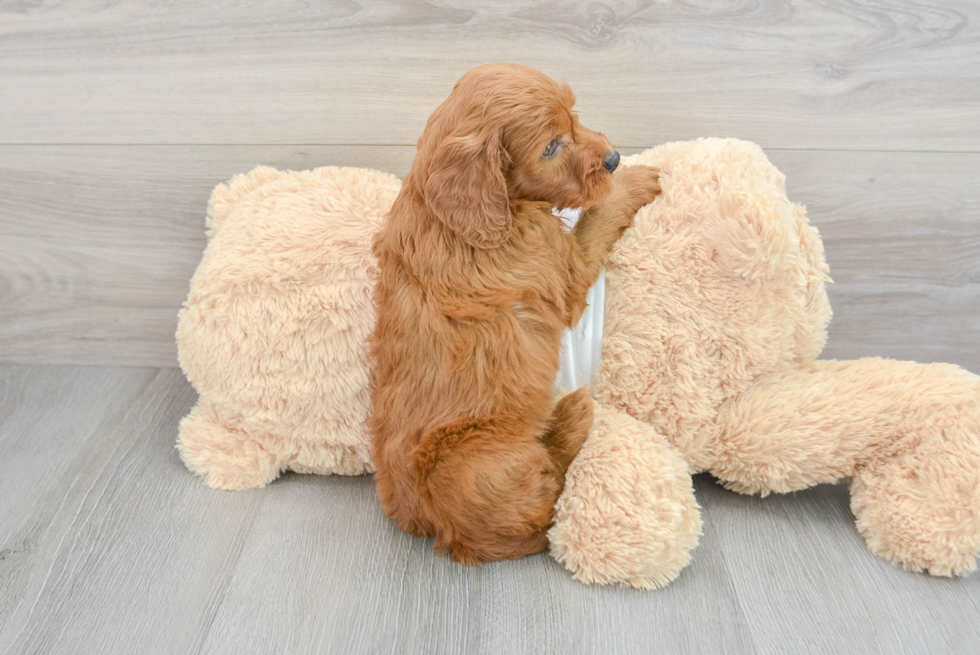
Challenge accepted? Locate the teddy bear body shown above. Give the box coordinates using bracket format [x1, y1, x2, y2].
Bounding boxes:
[176, 139, 980, 587]
[594, 139, 980, 576]
[177, 166, 400, 489]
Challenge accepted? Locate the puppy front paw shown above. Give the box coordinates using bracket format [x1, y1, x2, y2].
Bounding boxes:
[612, 164, 662, 217]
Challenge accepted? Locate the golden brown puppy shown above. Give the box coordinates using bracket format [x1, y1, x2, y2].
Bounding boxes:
[368, 63, 661, 564]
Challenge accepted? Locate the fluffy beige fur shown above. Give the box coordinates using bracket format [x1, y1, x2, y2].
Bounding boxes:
[176, 138, 980, 588]
[593, 139, 980, 580]
[177, 166, 400, 489]
[547, 402, 701, 588]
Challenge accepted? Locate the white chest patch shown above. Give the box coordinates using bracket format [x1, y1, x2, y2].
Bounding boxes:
[552, 208, 605, 394]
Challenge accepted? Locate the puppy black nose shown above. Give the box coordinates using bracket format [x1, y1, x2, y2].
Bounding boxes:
[603, 150, 620, 173]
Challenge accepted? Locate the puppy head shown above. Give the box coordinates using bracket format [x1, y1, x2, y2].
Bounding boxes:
[415, 63, 618, 249]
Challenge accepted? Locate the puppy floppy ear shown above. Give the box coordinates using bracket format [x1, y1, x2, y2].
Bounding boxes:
[423, 129, 512, 249]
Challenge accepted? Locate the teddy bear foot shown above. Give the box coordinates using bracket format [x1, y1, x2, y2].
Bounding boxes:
[177, 401, 283, 491]
[849, 426, 980, 576]
[548, 405, 702, 589]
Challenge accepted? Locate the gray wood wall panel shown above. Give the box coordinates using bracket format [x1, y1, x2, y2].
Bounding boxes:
[1, 1, 978, 150]
[0, 144, 416, 367]
[770, 150, 980, 370]
[2, 1, 979, 369]
[2, 146, 977, 372]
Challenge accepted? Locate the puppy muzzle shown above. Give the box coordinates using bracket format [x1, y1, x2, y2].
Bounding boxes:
[603, 151, 620, 173]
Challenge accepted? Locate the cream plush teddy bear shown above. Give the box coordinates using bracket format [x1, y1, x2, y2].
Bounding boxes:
[176, 138, 980, 589]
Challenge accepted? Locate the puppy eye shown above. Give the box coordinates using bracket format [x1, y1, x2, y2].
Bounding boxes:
[542, 138, 563, 159]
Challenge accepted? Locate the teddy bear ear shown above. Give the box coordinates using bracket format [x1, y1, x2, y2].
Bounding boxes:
[792, 204, 834, 362]
[706, 179, 800, 282]
[206, 166, 285, 238]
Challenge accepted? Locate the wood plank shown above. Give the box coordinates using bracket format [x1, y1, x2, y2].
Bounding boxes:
[2, 145, 978, 371]
[197, 474, 754, 655]
[697, 478, 980, 653]
[0, 366, 266, 654]
[0, 366, 153, 572]
[6, 365, 980, 653]
[1, 1, 978, 150]
[0, 144, 415, 367]
[0, 366, 162, 642]
[769, 150, 980, 370]
[0, 365, 756, 654]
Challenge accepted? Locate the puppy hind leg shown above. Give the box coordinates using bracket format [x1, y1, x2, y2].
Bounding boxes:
[542, 386, 595, 477]
[413, 415, 560, 564]
[373, 434, 437, 538]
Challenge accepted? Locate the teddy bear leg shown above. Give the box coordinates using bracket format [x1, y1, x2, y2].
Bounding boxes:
[712, 359, 980, 574]
[850, 423, 980, 576]
[548, 404, 701, 589]
[289, 440, 375, 477]
[177, 401, 284, 491]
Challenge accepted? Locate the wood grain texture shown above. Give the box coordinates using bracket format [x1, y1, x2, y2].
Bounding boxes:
[2, 2, 979, 653]
[2, 145, 978, 371]
[3, 366, 980, 654]
[699, 480, 980, 654]
[0, 366, 264, 655]
[0, 144, 416, 367]
[769, 150, 980, 371]
[1, 1, 978, 150]
[198, 475, 755, 655]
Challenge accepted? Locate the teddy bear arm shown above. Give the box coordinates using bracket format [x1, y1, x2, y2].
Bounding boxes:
[549, 405, 702, 589]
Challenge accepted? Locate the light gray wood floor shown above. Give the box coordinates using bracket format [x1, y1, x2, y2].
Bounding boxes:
[2, 365, 979, 655]
[2, 1, 980, 653]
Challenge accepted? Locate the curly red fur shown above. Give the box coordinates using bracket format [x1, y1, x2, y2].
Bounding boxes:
[368, 63, 662, 564]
